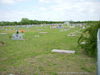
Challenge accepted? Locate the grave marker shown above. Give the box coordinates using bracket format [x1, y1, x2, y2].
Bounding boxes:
[39, 32, 48, 34]
[52, 49, 75, 54]
[0, 33, 7, 34]
[12, 30, 24, 40]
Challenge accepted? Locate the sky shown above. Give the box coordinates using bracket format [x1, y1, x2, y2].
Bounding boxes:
[0, 0, 100, 21]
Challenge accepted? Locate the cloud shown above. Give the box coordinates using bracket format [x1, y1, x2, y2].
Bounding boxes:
[39, 0, 99, 3]
[0, 0, 27, 4]
[0, 10, 35, 21]
[0, 0, 100, 21]
[39, 0, 50, 3]
[39, 7, 47, 11]
[38, 0, 100, 20]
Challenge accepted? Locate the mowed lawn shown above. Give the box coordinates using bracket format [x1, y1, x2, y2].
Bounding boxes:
[0, 25, 96, 75]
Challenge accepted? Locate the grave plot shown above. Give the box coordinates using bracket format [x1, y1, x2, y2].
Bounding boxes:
[39, 32, 48, 34]
[0, 33, 7, 34]
[52, 49, 75, 54]
[12, 33, 24, 40]
[11, 30, 25, 40]
[50, 24, 64, 29]
[36, 29, 44, 31]
[50, 25, 57, 29]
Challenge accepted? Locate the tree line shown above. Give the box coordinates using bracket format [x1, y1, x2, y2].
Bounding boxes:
[0, 18, 99, 26]
[0, 18, 64, 26]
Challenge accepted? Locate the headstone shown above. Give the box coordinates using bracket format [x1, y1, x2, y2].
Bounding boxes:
[80, 42, 86, 44]
[39, 32, 48, 34]
[69, 25, 75, 28]
[0, 33, 7, 34]
[57, 25, 63, 29]
[12, 33, 24, 40]
[82, 26, 85, 29]
[52, 49, 75, 53]
[50, 25, 57, 29]
[60, 29, 69, 32]
[37, 29, 43, 31]
[12, 30, 24, 40]
[63, 29, 69, 31]
[68, 33, 76, 37]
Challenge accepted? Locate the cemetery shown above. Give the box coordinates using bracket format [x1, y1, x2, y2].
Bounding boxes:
[0, 24, 96, 75]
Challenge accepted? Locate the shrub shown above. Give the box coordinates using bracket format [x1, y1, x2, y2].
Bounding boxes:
[78, 21, 100, 57]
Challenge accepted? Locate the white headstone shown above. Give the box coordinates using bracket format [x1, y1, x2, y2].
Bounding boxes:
[39, 32, 48, 34]
[52, 49, 75, 53]
[80, 42, 86, 44]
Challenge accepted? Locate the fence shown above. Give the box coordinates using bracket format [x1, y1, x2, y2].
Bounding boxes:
[97, 29, 100, 75]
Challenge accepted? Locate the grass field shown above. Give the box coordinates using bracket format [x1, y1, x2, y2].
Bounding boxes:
[0, 25, 96, 75]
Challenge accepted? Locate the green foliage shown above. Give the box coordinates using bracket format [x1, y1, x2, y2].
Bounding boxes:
[78, 21, 100, 57]
[0, 18, 64, 26]
[21, 18, 31, 24]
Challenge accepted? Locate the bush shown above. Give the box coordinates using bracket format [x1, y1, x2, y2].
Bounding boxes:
[78, 21, 100, 57]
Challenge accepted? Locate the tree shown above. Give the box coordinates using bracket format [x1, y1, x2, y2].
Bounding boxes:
[20, 18, 31, 24]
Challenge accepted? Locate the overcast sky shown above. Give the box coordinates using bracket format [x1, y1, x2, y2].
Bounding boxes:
[0, 0, 100, 21]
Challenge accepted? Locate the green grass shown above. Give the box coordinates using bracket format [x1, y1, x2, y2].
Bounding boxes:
[0, 25, 96, 75]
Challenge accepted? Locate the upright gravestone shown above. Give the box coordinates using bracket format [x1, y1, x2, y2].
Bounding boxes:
[57, 25, 63, 29]
[12, 30, 24, 40]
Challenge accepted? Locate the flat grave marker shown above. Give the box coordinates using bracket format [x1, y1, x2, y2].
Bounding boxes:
[39, 32, 48, 34]
[52, 49, 75, 54]
[0, 33, 7, 34]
